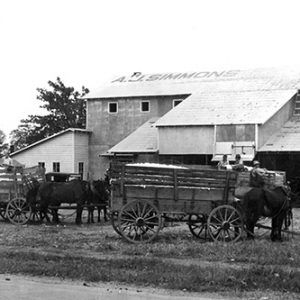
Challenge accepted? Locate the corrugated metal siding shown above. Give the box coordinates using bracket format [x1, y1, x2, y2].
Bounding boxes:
[259, 118, 300, 152]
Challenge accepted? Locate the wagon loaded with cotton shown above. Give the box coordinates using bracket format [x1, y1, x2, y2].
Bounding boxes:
[0, 165, 45, 225]
[109, 163, 287, 243]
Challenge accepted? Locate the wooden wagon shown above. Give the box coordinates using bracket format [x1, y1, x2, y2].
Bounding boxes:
[109, 163, 287, 243]
[109, 163, 243, 243]
[0, 165, 45, 225]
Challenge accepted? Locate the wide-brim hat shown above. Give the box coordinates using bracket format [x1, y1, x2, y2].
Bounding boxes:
[253, 160, 260, 166]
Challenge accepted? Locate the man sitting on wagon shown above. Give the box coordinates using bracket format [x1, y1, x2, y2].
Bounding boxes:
[232, 154, 246, 172]
[250, 160, 267, 188]
[217, 154, 230, 170]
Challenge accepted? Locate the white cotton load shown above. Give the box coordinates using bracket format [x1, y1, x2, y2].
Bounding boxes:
[126, 163, 187, 169]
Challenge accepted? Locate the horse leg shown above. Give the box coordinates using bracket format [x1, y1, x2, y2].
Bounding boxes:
[52, 209, 60, 224]
[87, 206, 95, 224]
[103, 206, 108, 222]
[76, 205, 83, 225]
[40, 205, 51, 223]
[271, 215, 284, 242]
[97, 206, 101, 223]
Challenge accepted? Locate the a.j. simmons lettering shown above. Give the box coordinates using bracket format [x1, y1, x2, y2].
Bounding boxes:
[111, 70, 240, 83]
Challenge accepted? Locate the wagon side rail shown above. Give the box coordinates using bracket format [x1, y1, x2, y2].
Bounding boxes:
[109, 163, 238, 214]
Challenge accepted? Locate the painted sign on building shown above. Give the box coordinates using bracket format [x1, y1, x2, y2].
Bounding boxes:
[112, 70, 241, 83]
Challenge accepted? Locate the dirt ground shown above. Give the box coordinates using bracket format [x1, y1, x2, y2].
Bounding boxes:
[0, 274, 240, 300]
[0, 208, 299, 299]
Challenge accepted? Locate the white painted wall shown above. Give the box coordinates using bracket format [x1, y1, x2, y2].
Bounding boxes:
[74, 132, 89, 179]
[158, 126, 214, 154]
[11, 131, 90, 179]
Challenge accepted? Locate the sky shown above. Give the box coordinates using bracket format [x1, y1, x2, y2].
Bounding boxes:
[1, 0, 300, 139]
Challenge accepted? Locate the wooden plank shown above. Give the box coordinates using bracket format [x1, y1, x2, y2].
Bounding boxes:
[124, 185, 226, 202]
[0, 181, 16, 189]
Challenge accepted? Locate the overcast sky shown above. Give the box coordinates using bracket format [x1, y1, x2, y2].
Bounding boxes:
[1, 0, 300, 138]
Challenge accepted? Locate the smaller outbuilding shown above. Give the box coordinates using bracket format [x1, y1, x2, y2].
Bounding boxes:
[10, 128, 91, 180]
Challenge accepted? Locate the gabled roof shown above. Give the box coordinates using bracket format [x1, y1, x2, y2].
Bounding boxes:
[259, 118, 300, 152]
[10, 128, 91, 156]
[108, 118, 158, 153]
[84, 67, 300, 99]
[155, 89, 297, 126]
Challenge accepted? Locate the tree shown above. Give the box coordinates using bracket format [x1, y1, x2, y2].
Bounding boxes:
[10, 78, 89, 150]
[0, 129, 8, 157]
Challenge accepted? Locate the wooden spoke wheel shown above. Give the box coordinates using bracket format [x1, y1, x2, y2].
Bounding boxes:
[6, 197, 31, 225]
[188, 214, 210, 240]
[118, 200, 161, 243]
[111, 211, 122, 236]
[207, 205, 243, 242]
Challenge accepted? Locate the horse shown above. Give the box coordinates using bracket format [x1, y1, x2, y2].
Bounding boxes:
[87, 179, 110, 223]
[34, 179, 90, 224]
[242, 186, 291, 241]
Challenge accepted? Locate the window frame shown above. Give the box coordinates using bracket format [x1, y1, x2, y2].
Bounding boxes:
[53, 162, 60, 172]
[140, 101, 150, 113]
[108, 102, 118, 114]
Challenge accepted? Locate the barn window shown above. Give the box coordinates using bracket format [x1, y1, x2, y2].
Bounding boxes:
[140, 101, 150, 112]
[53, 162, 60, 172]
[173, 99, 183, 107]
[38, 162, 45, 168]
[108, 102, 118, 113]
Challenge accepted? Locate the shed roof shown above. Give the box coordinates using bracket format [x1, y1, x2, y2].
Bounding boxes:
[10, 128, 91, 156]
[85, 67, 300, 99]
[107, 118, 158, 153]
[259, 118, 300, 152]
[155, 89, 297, 126]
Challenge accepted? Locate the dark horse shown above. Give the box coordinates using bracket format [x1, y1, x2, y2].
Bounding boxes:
[242, 186, 291, 241]
[29, 180, 90, 224]
[87, 179, 110, 223]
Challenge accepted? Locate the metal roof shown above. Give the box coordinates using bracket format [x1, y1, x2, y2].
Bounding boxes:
[108, 118, 158, 153]
[259, 118, 300, 152]
[85, 67, 300, 99]
[155, 89, 297, 126]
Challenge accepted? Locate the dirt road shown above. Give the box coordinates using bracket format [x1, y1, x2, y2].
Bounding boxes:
[0, 274, 236, 300]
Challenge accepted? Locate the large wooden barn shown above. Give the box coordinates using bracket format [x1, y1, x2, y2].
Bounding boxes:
[87, 67, 300, 179]
[10, 67, 300, 183]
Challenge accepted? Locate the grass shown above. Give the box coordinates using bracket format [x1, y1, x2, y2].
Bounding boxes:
[0, 209, 299, 297]
[0, 251, 299, 293]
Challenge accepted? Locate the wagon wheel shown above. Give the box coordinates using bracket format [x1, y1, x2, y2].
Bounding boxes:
[118, 200, 161, 243]
[111, 211, 122, 236]
[188, 214, 210, 240]
[207, 205, 243, 242]
[6, 197, 32, 225]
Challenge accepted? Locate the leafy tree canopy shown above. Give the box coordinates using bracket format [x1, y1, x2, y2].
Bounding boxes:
[10, 77, 89, 151]
[0, 129, 8, 156]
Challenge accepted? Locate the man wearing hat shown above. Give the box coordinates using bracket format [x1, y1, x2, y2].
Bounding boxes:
[250, 160, 266, 187]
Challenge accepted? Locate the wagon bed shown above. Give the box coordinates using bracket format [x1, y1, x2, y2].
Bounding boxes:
[0, 165, 45, 224]
[109, 163, 243, 243]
